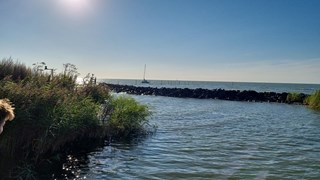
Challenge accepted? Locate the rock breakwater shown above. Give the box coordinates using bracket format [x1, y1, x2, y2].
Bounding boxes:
[103, 83, 307, 104]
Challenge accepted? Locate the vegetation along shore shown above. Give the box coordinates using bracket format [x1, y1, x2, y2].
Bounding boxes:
[0, 58, 152, 179]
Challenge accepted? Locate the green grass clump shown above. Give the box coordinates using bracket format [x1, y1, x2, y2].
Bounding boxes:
[286, 92, 304, 104]
[305, 90, 320, 110]
[107, 95, 151, 136]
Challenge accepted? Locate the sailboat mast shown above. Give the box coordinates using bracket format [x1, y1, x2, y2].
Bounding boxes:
[143, 64, 146, 80]
[141, 64, 149, 83]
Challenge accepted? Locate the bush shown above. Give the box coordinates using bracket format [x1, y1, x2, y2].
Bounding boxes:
[305, 90, 320, 110]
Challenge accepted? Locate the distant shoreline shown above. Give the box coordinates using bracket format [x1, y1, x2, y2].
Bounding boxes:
[99, 78, 320, 86]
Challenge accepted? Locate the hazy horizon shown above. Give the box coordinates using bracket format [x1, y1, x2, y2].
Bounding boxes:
[1, 0, 320, 84]
[99, 78, 320, 85]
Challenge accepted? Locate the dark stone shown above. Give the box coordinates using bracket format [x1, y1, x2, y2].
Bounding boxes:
[101, 83, 308, 105]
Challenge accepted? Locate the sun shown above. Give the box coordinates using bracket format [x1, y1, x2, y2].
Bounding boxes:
[58, 0, 91, 16]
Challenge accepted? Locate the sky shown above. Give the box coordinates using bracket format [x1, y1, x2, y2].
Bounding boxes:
[0, 0, 320, 83]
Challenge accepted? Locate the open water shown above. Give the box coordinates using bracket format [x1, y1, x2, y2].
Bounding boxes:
[56, 80, 320, 179]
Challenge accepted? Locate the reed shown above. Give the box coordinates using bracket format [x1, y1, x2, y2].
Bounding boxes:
[286, 92, 305, 104]
[0, 58, 32, 81]
[107, 95, 151, 137]
[0, 59, 151, 178]
[0, 75, 105, 158]
[305, 90, 320, 110]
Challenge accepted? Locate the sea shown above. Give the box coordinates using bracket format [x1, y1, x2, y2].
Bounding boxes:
[57, 80, 320, 179]
[101, 79, 320, 94]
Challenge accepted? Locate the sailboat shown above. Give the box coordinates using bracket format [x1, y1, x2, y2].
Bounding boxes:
[141, 64, 149, 84]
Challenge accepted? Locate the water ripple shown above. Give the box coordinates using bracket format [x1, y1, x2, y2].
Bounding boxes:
[61, 95, 320, 179]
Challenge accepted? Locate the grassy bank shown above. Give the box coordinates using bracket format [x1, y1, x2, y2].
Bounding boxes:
[0, 58, 151, 178]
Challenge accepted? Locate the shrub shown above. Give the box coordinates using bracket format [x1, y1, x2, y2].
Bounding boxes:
[305, 90, 320, 110]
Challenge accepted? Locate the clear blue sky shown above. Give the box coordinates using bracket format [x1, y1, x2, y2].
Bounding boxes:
[1, 0, 320, 83]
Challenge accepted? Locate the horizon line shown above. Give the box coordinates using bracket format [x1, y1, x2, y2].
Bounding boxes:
[96, 78, 320, 85]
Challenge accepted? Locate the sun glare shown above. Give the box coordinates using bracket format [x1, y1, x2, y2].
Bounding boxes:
[58, 0, 92, 16]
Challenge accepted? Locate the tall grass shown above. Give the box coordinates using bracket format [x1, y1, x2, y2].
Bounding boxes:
[0, 58, 32, 81]
[305, 90, 320, 110]
[107, 95, 151, 137]
[0, 76, 106, 159]
[286, 92, 305, 104]
[0, 59, 151, 178]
